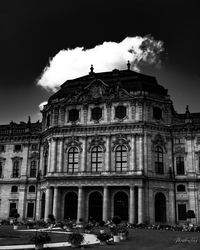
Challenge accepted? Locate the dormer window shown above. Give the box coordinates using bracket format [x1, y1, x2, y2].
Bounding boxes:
[69, 109, 79, 122]
[153, 107, 162, 120]
[91, 107, 102, 121]
[115, 105, 126, 119]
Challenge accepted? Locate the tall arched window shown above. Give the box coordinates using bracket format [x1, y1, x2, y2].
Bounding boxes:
[155, 146, 164, 174]
[176, 156, 185, 175]
[12, 160, 20, 178]
[68, 147, 79, 173]
[30, 160, 37, 177]
[91, 146, 103, 172]
[115, 145, 127, 172]
[43, 151, 48, 176]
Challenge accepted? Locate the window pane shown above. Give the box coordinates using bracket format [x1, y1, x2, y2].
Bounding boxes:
[27, 203, 34, 218]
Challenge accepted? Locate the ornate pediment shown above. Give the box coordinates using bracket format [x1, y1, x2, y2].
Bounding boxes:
[152, 134, 167, 152]
[66, 79, 133, 105]
[65, 136, 82, 152]
[112, 134, 131, 151]
[29, 152, 39, 159]
[88, 135, 106, 152]
[174, 146, 186, 155]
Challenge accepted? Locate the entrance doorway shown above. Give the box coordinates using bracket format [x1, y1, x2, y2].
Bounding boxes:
[155, 192, 166, 223]
[88, 192, 102, 222]
[64, 192, 78, 220]
[114, 191, 128, 221]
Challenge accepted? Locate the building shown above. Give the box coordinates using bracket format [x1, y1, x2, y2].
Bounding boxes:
[0, 65, 200, 224]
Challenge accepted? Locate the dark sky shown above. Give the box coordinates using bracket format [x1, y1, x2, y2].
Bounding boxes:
[0, 0, 200, 124]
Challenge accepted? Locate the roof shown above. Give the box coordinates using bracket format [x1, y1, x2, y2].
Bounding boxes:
[49, 69, 168, 102]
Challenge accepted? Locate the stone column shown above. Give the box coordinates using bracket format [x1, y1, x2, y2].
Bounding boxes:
[77, 186, 84, 222]
[53, 187, 59, 220]
[138, 186, 143, 224]
[52, 139, 57, 172]
[105, 137, 110, 172]
[103, 186, 109, 221]
[45, 187, 52, 221]
[58, 138, 64, 172]
[129, 186, 135, 223]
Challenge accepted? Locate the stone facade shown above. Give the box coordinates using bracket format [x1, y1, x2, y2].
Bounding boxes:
[0, 67, 200, 225]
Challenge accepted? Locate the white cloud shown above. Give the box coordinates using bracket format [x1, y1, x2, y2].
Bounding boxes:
[37, 35, 164, 91]
[39, 101, 48, 111]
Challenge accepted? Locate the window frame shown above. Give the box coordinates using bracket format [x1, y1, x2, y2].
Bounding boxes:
[177, 184, 186, 192]
[68, 109, 79, 122]
[91, 146, 103, 172]
[154, 146, 164, 174]
[115, 105, 127, 119]
[115, 145, 128, 172]
[30, 160, 37, 178]
[176, 156, 185, 175]
[11, 185, 18, 193]
[67, 147, 79, 173]
[12, 160, 20, 178]
[91, 107, 102, 121]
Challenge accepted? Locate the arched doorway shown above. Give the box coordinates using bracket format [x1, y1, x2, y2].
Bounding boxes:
[155, 192, 166, 223]
[114, 191, 128, 221]
[64, 192, 78, 220]
[88, 192, 102, 222]
[40, 192, 45, 219]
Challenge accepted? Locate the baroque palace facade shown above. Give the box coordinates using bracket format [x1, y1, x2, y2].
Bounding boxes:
[0, 65, 200, 225]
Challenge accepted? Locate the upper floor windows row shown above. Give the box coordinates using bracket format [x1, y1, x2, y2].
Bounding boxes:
[0, 144, 39, 153]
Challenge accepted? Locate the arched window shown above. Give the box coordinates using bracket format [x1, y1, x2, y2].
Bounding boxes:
[11, 185, 18, 193]
[176, 156, 185, 175]
[91, 146, 103, 172]
[155, 146, 164, 174]
[43, 151, 48, 176]
[115, 145, 127, 172]
[30, 160, 37, 177]
[177, 184, 186, 192]
[28, 185, 36, 193]
[67, 147, 79, 173]
[12, 160, 20, 178]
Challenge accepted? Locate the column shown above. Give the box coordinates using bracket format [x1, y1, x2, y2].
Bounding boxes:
[58, 138, 64, 172]
[105, 137, 110, 172]
[44, 187, 52, 221]
[53, 187, 59, 220]
[77, 186, 84, 222]
[51, 139, 57, 172]
[103, 186, 109, 222]
[138, 186, 143, 224]
[129, 186, 135, 223]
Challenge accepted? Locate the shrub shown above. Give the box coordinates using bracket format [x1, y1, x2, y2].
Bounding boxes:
[66, 232, 84, 245]
[112, 216, 121, 225]
[97, 232, 112, 242]
[30, 231, 51, 245]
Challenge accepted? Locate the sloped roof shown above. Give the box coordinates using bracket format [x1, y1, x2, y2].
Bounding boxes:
[49, 69, 168, 102]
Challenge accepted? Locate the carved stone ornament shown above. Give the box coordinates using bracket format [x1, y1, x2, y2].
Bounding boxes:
[65, 136, 82, 152]
[88, 135, 106, 152]
[152, 134, 167, 152]
[29, 151, 40, 159]
[174, 146, 186, 155]
[112, 134, 131, 151]
[42, 140, 49, 155]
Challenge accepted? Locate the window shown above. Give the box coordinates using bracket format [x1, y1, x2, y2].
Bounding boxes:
[69, 109, 79, 122]
[44, 151, 48, 176]
[153, 107, 162, 120]
[67, 147, 79, 173]
[31, 144, 38, 151]
[115, 145, 127, 172]
[91, 146, 103, 172]
[155, 146, 164, 174]
[9, 203, 17, 217]
[28, 185, 35, 193]
[11, 185, 18, 193]
[176, 156, 185, 175]
[14, 144, 22, 152]
[178, 204, 186, 220]
[91, 107, 102, 121]
[12, 160, 20, 178]
[30, 160, 37, 177]
[115, 106, 126, 119]
[177, 184, 186, 192]
[46, 114, 51, 127]
[0, 145, 5, 152]
[0, 161, 2, 177]
[27, 202, 34, 218]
